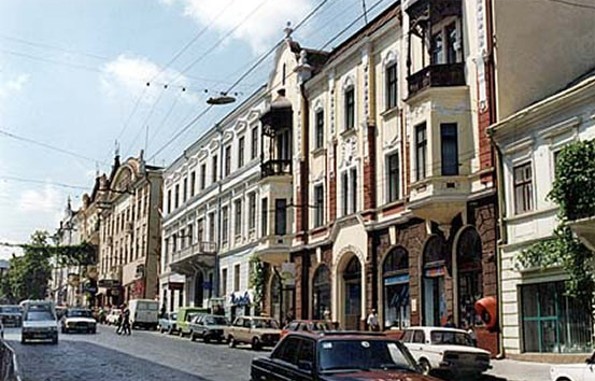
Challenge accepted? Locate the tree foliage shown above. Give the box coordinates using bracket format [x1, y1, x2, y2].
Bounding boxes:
[248, 255, 266, 313]
[517, 140, 595, 302]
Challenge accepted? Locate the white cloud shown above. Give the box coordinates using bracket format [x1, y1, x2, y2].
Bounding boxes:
[100, 54, 201, 105]
[18, 184, 62, 213]
[0, 74, 30, 99]
[171, 0, 313, 53]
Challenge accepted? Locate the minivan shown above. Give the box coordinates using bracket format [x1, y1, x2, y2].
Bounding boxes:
[128, 299, 159, 330]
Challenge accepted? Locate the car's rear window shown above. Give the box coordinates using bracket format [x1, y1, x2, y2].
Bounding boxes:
[68, 310, 93, 318]
[252, 319, 279, 329]
[137, 302, 158, 311]
[430, 331, 473, 346]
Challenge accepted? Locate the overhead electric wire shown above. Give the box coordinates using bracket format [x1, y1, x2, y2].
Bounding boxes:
[149, 0, 332, 162]
[0, 175, 88, 190]
[0, 34, 109, 61]
[0, 127, 108, 165]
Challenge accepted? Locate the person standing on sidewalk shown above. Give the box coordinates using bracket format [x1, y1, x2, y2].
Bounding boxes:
[121, 304, 131, 336]
[366, 309, 380, 332]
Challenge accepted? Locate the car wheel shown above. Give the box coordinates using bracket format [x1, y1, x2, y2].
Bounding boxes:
[20, 337, 26, 345]
[204, 335, 211, 344]
[251, 337, 261, 351]
[52, 335, 58, 345]
[418, 358, 431, 376]
[61, 327, 67, 334]
[228, 336, 236, 348]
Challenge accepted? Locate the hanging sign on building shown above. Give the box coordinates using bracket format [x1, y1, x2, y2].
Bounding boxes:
[281, 263, 296, 286]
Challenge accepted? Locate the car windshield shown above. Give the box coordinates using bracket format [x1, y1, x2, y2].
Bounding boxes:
[203, 316, 228, 325]
[252, 319, 279, 329]
[0, 306, 21, 314]
[319, 339, 418, 373]
[430, 331, 473, 346]
[25, 311, 55, 321]
[68, 310, 93, 318]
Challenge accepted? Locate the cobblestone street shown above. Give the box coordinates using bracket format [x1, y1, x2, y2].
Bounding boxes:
[5, 325, 262, 381]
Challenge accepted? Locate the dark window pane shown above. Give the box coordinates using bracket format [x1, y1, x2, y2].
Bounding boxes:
[440, 123, 458, 176]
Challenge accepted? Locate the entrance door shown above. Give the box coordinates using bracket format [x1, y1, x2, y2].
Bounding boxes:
[423, 275, 444, 326]
[193, 272, 204, 307]
[343, 256, 361, 330]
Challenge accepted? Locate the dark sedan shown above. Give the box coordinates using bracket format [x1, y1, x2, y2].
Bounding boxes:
[0, 305, 22, 327]
[250, 331, 440, 381]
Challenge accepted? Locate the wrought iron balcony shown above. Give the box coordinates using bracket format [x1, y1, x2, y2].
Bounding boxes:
[261, 159, 292, 178]
[407, 63, 466, 98]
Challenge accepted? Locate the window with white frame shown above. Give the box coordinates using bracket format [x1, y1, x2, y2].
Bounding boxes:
[200, 163, 206, 190]
[415, 123, 427, 181]
[431, 21, 459, 65]
[197, 218, 204, 242]
[222, 206, 229, 244]
[224, 145, 231, 177]
[341, 168, 358, 216]
[386, 63, 398, 110]
[238, 136, 245, 168]
[212, 155, 218, 183]
[387, 152, 400, 202]
[315, 109, 324, 149]
[248, 193, 256, 232]
[208, 212, 215, 242]
[234, 264, 240, 292]
[183, 178, 188, 203]
[234, 199, 242, 237]
[251, 126, 258, 159]
[345, 87, 355, 130]
[514, 162, 533, 215]
[174, 184, 180, 209]
[314, 184, 324, 228]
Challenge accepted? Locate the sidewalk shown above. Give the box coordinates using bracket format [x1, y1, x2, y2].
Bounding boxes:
[486, 359, 551, 381]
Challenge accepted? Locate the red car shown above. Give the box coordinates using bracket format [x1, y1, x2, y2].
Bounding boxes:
[281, 320, 332, 338]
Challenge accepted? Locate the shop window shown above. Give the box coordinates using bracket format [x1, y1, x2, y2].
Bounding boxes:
[343, 256, 362, 330]
[383, 247, 410, 330]
[521, 281, 592, 353]
[312, 265, 331, 320]
[422, 235, 446, 327]
[456, 227, 483, 327]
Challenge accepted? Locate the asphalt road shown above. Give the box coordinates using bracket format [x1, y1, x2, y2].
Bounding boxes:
[4, 325, 263, 381]
[2, 325, 546, 381]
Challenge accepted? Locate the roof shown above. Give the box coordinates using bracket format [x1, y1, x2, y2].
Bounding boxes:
[403, 326, 468, 334]
[285, 330, 393, 341]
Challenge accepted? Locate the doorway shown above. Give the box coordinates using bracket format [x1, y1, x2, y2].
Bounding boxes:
[343, 256, 361, 330]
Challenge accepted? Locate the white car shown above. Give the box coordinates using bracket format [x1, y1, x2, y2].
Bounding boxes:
[550, 352, 595, 381]
[401, 326, 491, 377]
[61, 308, 97, 334]
[20, 300, 58, 344]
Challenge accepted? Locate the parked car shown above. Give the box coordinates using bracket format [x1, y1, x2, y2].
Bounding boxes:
[251, 331, 435, 381]
[61, 308, 96, 334]
[0, 305, 22, 327]
[281, 320, 332, 338]
[176, 307, 209, 337]
[550, 351, 595, 381]
[158, 312, 178, 334]
[225, 316, 281, 350]
[106, 309, 122, 325]
[188, 314, 229, 343]
[128, 299, 159, 330]
[400, 326, 491, 377]
[20, 300, 58, 344]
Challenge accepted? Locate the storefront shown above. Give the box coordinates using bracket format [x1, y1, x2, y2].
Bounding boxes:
[312, 265, 331, 321]
[520, 281, 592, 353]
[456, 227, 483, 326]
[342, 256, 362, 330]
[382, 246, 410, 330]
[422, 235, 447, 326]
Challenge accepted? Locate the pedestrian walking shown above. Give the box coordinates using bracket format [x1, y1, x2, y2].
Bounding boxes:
[366, 308, 380, 332]
[122, 304, 131, 336]
[115, 308, 124, 335]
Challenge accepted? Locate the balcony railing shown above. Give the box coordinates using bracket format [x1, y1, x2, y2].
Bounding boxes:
[170, 241, 217, 264]
[407, 62, 466, 98]
[261, 159, 292, 178]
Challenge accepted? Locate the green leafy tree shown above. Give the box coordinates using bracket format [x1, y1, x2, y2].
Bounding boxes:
[248, 255, 266, 315]
[5, 230, 53, 302]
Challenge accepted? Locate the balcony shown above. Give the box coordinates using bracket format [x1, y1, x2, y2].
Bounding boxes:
[169, 241, 217, 276]
[254, 235, 292, 266]
[407, 175, 470, 225]
[407, 63, 466, 99]
[261, 159, 292, 178]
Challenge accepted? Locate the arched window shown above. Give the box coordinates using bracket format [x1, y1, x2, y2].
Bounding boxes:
[382, 247, 410, 329]
[312, 265, 331, 320]
[456, 227, 483, 326]
[422, 235, 446, 327]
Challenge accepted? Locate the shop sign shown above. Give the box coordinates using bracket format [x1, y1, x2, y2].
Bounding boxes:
[280, 263, 295, 286]
[230, 291, 251, 307]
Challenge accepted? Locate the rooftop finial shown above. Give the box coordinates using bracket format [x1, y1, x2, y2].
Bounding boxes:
[284, 21, 293, 40]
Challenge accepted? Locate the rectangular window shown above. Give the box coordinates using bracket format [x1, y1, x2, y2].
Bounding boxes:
[208, 212, 215, 242]
[238, 136, 245, 168]
[197, 218, 204, 242]
[315, 110, 324, 149]
[167, 190, 172, 214]
[234, 199, 242, 237]
[386, 63, 398, 110]
[314, 185, 324, 228]
[275, 199, 287, 235]
[212, 155, 218, 183]
[221, 268, 228, 297]
[345, 88, 355, 130]
[387, 152, 400, 202]
[251, 126, 258, 159]
[183, 178, 188, 203]
[431, 32, 443, 65]
[342, 172, 349, 216]
[222, 206, 229, 244]
[248, 193, 256, 232]
[350, 168, 357, 213]
[190, 171, 196, 197]
[441, 123, 459, 176]
[224, 145, 231, 177]
[174, 184, 180, 209]
[234, 264, 240, 292]
[200, 163, 206, 190]
[261, 198, 268, 237]
[514, 163, 533, 214]
[186, 224, 193, 246]
[446, 22, 457, 64]
[415, 123, 427, 181]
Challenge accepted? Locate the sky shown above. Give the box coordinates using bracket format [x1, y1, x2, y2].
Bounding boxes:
[0, 0, 394, 258]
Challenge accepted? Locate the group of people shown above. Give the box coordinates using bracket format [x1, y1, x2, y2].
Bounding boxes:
[115, 304, 131, 336]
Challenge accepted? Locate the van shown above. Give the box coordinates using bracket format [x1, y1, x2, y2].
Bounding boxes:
[128, 299, 159, 330]
[21, 300, 58, 344]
